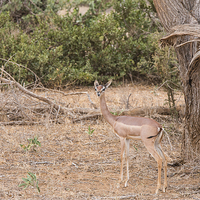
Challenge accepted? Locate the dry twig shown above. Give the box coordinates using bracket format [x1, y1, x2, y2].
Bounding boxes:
[34, 87, 97, 109]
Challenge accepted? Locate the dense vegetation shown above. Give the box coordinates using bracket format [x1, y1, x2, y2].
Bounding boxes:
[0, 0, 179, 88]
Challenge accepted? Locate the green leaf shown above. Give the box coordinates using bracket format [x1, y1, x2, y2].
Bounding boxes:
[22, 178, 29, 183]
[19, 183, 27, 187]
[133, 145, 138, 151]
[28, 172, 36, 180]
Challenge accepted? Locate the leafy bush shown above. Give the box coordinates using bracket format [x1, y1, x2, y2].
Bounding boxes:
[151, 32, 180, 116]
[0, 0, 179, 87]
[0, 0, 67, 22]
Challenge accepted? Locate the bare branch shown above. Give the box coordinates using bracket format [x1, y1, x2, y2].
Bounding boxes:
[0, 77, 76, 120]
[175, 39, 200, 48]
[34, 88, 97, 109]
[0, 121, 42, 126]
[126, 93, 132, 109]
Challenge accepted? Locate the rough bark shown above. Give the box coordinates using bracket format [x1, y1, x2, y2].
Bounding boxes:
[153, 0, 200, 159]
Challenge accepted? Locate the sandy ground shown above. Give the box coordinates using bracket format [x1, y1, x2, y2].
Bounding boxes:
[0, 84, 199, 199]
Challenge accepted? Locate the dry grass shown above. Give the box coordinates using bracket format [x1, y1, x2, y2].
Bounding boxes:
[0, 84, 199, 200]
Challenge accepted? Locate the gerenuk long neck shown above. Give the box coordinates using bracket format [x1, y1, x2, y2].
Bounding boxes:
[100, 92, 117, 126]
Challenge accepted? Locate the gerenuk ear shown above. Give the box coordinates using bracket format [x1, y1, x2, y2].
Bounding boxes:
[94, 80, 99, 88]
[105, 80, 112, 88]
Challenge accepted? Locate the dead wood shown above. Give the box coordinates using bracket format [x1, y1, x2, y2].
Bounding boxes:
[72, 114, 101, 123]
[0, 75, 184, 125]
[0, 77, 65, 113]
[33, 88, 97, 109]
[0, 121, 43, 126]
[72, 109, 102, 122]
[168, 159, 185, 167]
[0, 77, 77, 122]
[124, 105, 184, 116]
[73, 105, 185, 122]
[0, 75, 100, 124]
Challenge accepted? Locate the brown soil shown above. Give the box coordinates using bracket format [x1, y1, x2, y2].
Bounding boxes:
[0, 85, 199, 200]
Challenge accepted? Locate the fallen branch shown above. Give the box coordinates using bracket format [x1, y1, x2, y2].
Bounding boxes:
[0, 76, 184, 125]
[122, 105, 184, 117]
[0, 77, 76, 120]
[0, 77, 63, 111]
[33, 88, 97, 109]
[73, 113, 101, 123]
[72, 105, 185, 122]
[100, 194, 138, 199]
[0, 121, 43, 126]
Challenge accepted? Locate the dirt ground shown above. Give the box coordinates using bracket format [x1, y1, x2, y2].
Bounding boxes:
[0, 84, 199, 200]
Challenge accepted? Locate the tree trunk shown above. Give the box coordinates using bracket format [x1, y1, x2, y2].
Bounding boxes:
[153, 0, 200, 159]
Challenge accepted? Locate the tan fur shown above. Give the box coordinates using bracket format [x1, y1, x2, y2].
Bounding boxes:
[94, 80, 168, 194]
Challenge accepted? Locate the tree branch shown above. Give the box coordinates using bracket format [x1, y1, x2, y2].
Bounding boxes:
[0, 77, 78, 120]
[33, 88, 97, 109]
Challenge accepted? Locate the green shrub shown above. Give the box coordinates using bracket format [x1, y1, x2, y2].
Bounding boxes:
[0, 0, 179, 87]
